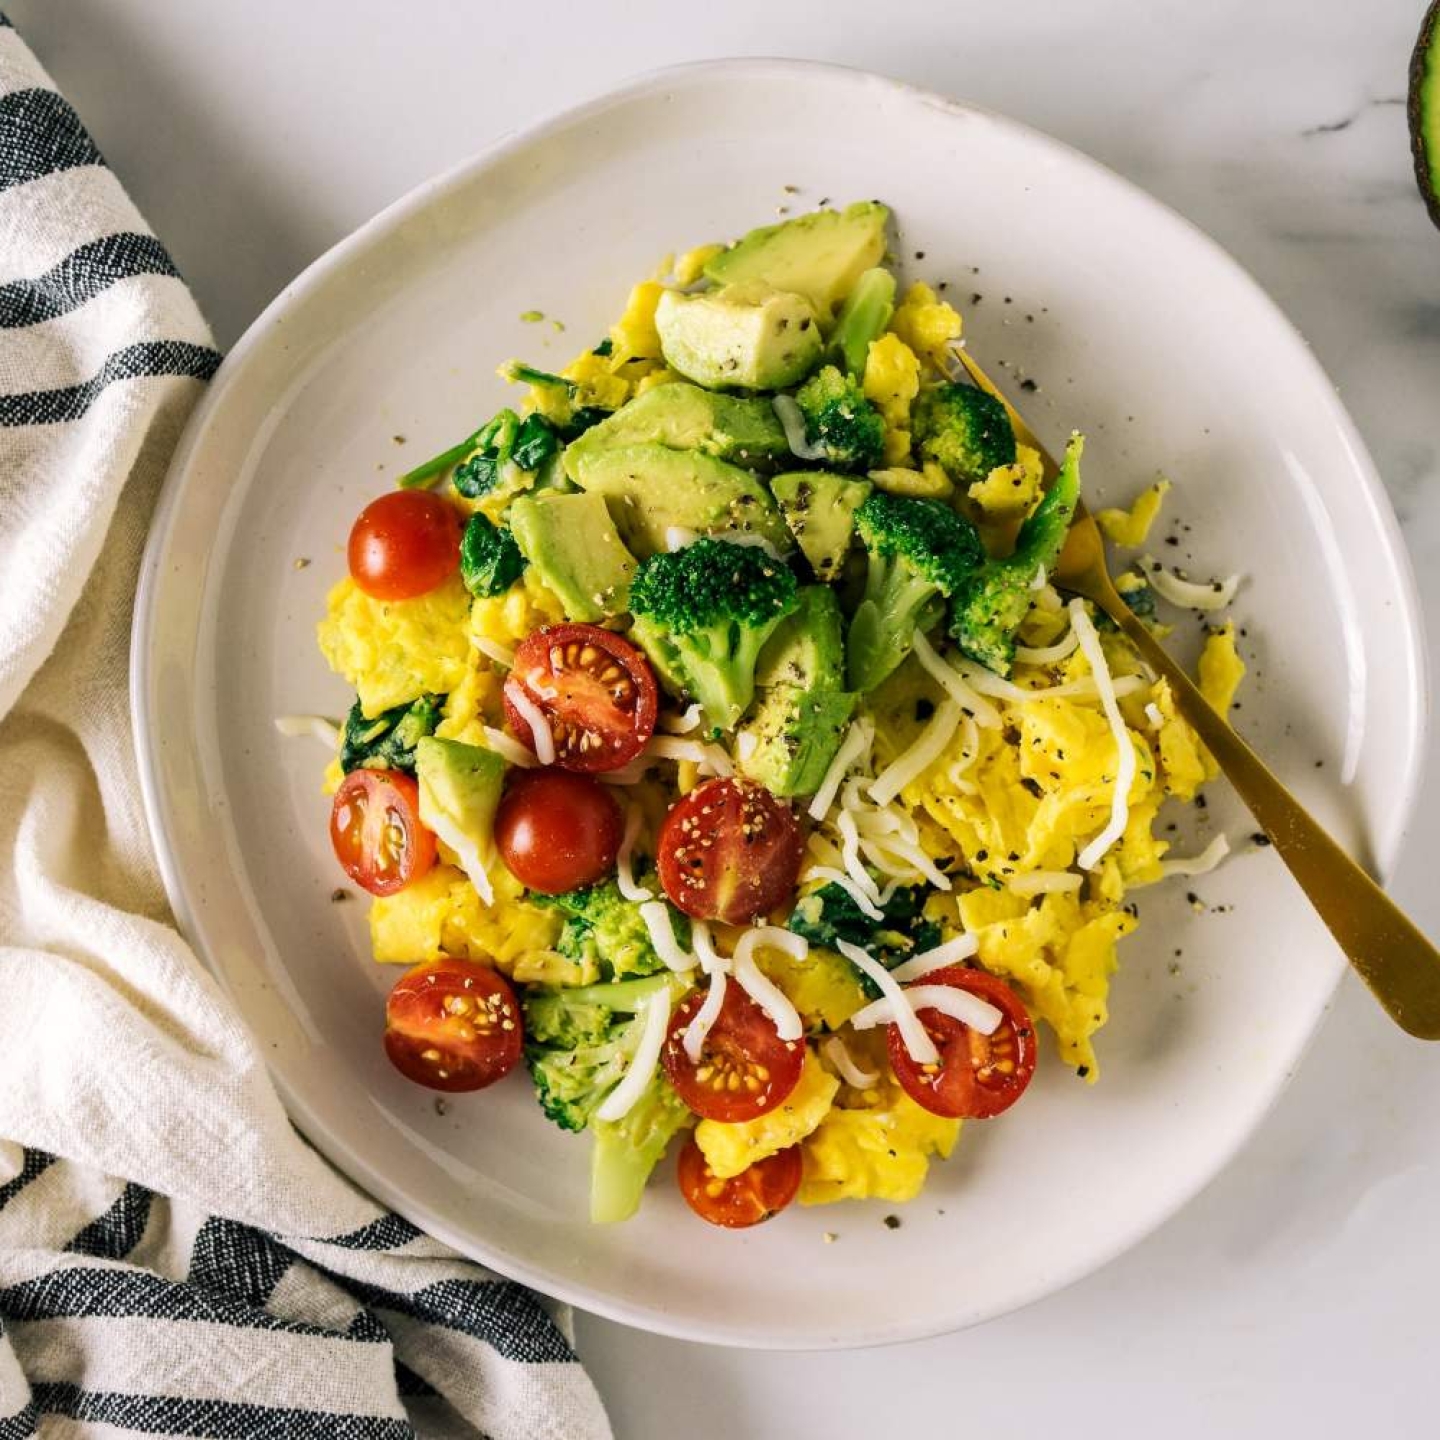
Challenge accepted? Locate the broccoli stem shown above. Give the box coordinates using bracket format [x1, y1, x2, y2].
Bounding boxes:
[560, 974, 675, 1012]
[829, 267, 896, 377]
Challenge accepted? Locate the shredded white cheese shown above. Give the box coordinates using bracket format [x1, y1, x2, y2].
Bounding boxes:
[837, 809, 882, 906]
[660, 704, 703, 735]
[734, 731, 759, 762]
[808, 718, 875, 822]
[912, 630, 1002, 727]
[956, 656, 1147, 706]
[502, 680, 555, 765]
[888, 934, 979, 983]
[732, 928, 806, 1041]
[1144, 701, 1165, 730]
[616, 805, 652, 903]
[1029, 564, 1048, 591]
[646, 735, 733, 776]
[479, 725, 537, 768]
[803, 867, 885, 921]
[850, 983, 1003, 1037]
[417, 802, 495, 906]
[822, 1035, 878, 1089]
[682, 967, 728, 1062]
[638, 900, 696, 973]
[273, 714, 341, 749]
[1033, 583, 1064, 612]
[836, 941, 938, 1065]
[773, 394, 828, 461]
[1160, 832, 1231, 878]
[1014, 627, 1080, 667]
[1143, 556, 1242, 612]
[691, 919, 724, 975]
[469, 634, 515, 669]
[665, 526, 698, 552]
[595, 988, 673, 1122]
[860, 835, 952, 892]
[1070, 598, 1137, 871]
[665, 523, 785, 560]
[869, 698, 962, 807]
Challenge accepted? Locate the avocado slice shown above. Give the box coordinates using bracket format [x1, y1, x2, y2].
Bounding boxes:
[756, 586, 846, 690]
[572, 443, 791, 558]
[1411, 1, 1440, 229]
[563, 382, 790, 484]
[770, 471, 872, 582]
[508, 491, 637, 621]
[704, 202, 891, 325]
[415, 737, 506, 903]
[737, 686, 857, 798]
[655, 282, 823, 391]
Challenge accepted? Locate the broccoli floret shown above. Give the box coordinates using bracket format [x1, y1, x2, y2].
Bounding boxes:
[950, 434, 1083, 676]
[523, 974, 692, 1222]
[913, 383, 1017, 484]
[828, 267, 896, 377]
[845, 492, 985, 692]
[531, 881, 686, 982]
[789, 365, 885, 472]
[787, 881, 941, 998]
[459, 513, 525, 597]
[339, 694, 442, 774]
[590, 1078, 692, 1224]
[628, 537, 799, 731]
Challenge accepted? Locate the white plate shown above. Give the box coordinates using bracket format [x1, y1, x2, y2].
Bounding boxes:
[132, 59, 1427, 1348]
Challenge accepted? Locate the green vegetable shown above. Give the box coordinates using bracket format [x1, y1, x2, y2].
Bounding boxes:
[522, 973, 692, 1222]
[790, 364, 886, 472]
[787, 882, 942, 999]
[531, 881, 686, 983]
[339, 694, 442, 774]
[950, 434, 1083, 676]
[845, 492, 985, 692]
[912, 383, 1017, 485]
[828, 267, 896, 376]
[627, 537, 799, 731]
[459, 512, 525, 597]
[453, 410, 563, 500]
[499, 360, 576, 393]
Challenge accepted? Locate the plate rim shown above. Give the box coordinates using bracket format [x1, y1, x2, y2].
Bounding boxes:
[131, 55, 1431, 1349]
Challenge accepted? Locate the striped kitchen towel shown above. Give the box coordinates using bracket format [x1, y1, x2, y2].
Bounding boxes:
[0, 15, 610, 1439]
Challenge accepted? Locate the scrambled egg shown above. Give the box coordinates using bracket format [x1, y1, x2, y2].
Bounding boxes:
[1096, 478, 1171, 547]
[317, 574, 473, 717]
[695, 1051, 839, 1179]
[969, 443, 1046, 519]
[868, 461, 954, 500]
[889, 281, 963, 370]
[370, 863, 562, 974]
[862, 333, 922, 466]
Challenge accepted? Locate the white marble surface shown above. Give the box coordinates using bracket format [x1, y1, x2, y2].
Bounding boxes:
[14, 0, 1438, 1434]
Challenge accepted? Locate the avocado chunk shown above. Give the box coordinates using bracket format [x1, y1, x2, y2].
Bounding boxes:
[755, 586, 846, 690]
[1411, 1, 1440, 229]
[655, 282, 823, 392]
[414, 737, 506, 901]
[508, 491, 637, 621]
[770, 471, 872, 582]
[737, 686, 857, 798]
[563, 382, 790, 484]
[704, 202, 890, 325]
[572, 443, 791, 558]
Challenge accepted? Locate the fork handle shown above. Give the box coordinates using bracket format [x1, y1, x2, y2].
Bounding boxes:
[1106, 599, 1440, 1039]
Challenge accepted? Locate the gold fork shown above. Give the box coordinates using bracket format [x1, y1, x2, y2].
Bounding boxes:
[954, 347, 1440, 1040]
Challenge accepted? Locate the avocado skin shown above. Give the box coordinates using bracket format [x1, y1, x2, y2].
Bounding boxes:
[1410, 0, 1440, 230]
[508, 490, 637, 621]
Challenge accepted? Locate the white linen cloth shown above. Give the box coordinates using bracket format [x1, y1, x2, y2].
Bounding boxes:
[0, 16, 610, 1438]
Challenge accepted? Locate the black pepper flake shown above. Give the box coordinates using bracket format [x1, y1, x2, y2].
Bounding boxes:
[1251, 832, 1272, 847]
[914, 698, 935, 722]
[1186, 891, 1201, 906]
[1020, 777, 1043, 798]
[913, 250, 925, 260]
[1194, 794, 1207, 810]
[1076, 1065, 1090, 1078]
[938, 281, 949, 292]
[1019, 378, 1038, 393]
[330, 889, 350, 903]
[883, 1214, 902, 1230]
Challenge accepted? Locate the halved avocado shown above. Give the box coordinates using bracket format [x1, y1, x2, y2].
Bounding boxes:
[1410, 0, 1440, 229]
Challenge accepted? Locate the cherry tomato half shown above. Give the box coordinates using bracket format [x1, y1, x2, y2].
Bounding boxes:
[494, 767, 623, 894]
[888, 966, 1038, 1120]
[330, 768, 437, 896]
[348, 490, 462, 601]
[656, 777, 803, 924]
[676, 1135, 802, 1229]
[663, 983, 805, 1123]
[384, 958, 523, 1092]
[504, 623, 658, 773]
